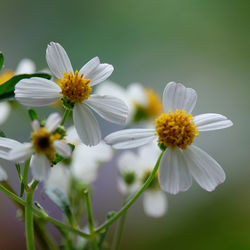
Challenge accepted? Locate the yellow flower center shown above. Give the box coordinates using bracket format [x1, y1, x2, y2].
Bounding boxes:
[0, 70, 14, 85]
[145, 88, 163, 117]
[58, 70, 91, 103]
[154, 109, 199, 149]
[31, 128, 61, 161]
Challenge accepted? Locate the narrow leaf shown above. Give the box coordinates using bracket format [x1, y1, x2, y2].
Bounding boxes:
[0, 52, 3, 71]
[28, 109, 39, 121]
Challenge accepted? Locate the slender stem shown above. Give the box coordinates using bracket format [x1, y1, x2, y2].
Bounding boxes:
[61, 109, 71, 126]
[113, 211, 127, 250]
[0, 183, 91, 239]
[95, 151, 164, 233]
[25, 189, 35, 250]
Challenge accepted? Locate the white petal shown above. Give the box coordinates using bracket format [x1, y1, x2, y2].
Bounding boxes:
[117, 151, 138, 173]
[104, 129, 156, 149]
[0, 166, 7, 181]
[0, 137, 22, 160]
[30, 154, 51, 181]
[8, 143, 33, 163]
[73, 103, 101, 146]
[15, 77, 61, 106]
[79, 57, 100, 76]
[0, 102, 11, 125]
[127, 83, 148, 106]
[46, 42, 73, 79]
[15, 58, 35, 74]
[32, 120, 40, 132]
[53, 140, 71, 158]
[85, 94, 128, 125]
[45, 112, 62, 132]
[159, 148, 192, 194]
[162, 82, 197, 114]
[194, 113, 233, 131]
[143, 190, 167, 218]
[65, 126, 81, 145]
[183, 145, 226, 191]
[84, 63, 114, 86]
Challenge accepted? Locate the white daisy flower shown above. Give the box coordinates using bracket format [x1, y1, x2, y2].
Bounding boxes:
[117, 143, 167, 218]
[15, 42, 128, 146]
[105, 82, 233, 194]
[96, 81, 163, 125]
[8, 112, 72, 181]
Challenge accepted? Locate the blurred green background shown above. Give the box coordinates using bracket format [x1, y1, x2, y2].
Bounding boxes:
[0, 0, 249, 249]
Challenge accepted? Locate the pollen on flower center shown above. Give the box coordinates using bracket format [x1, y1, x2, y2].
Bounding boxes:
[154, 109, 199, 149]
[59, 70, 91, 103]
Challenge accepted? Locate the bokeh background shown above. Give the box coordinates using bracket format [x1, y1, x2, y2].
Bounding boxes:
[0, 0, 249, 249]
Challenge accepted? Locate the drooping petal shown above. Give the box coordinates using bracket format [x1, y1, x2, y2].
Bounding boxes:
[73, 103, 101, 146]
[85, 94, 128, 125]
[158, 148, 192, 194]
[0, 137, 22, 160]
[46, 42, 73, 79]
[15, 58, 35, 74]
[162, 82, 197, 114]
[45, 112, 62, 132]
[194, 113, 233, 131]
[183, 145, 226, 191]
[79, 57, 100, 76]
[8, 143, 34, 163]
[30, 154, 51, 181]
[104, 128, 156, 149]
[0, 166, 7, 181]
[143, 190, 167, 218]
[15, 77, 61, 106]
[0, 102, 11, 125]
[53, 140, 71, 158]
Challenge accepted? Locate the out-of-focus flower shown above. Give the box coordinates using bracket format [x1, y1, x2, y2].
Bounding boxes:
[0, 166, 7, 181]
[8, 113, 71, 181]
[96, 81, 163, 126]
[117, 143, 167, 218]
[15, 42, 128, 146]
[105, 82, 233, 194]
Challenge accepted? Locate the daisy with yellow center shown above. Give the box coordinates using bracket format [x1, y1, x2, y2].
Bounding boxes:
[7, 113, 71, 181]
[105, 82, 233, 194]
[15, 42, 128, 146]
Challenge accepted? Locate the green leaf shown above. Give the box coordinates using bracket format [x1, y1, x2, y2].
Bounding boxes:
[0, 73, 51, 102]
[0, 130, 6, 137]
[0, 52, 3, 71]
[28, 109, 39, 121]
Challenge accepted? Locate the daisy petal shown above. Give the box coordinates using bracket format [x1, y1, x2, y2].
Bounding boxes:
[0, 137, 22, 160]
[194, 113, 233, 131]
[8, 143, 33, 163]
[143, 190, 167, 218]
[73, 103, 101, 146]
[15, 77, 61, 106]
[159, 148, 192, 194]
[53, 140, 71, 158]
[45, 112, 62, 133]
[0, 102, 11, 125]
[0, 167, 7, 181]
[85, 95, 128, 125]
[30, 154, 51, 181]
[162, 82, 197, 114]
[46, 42, 73, 79]
[183, 145, 226, 191]
[79, 57, 100, 76]
[104, 128, 156, 149]
[15, 58, 35, 74]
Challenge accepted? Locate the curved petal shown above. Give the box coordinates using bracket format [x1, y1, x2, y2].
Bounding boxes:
[104, 128, 156, 149]
[0, 137, 22, 160]
[79, 57, 100, 76]
[159, 148, 192, 194]
[0, 166, 7, 181]
[30, 154, 51, 181]
[46, 42, 73, 79]
[84, 63, 114, 86]
[194, 113, 233, 131]
[183, 145, 226, 191]
[143, 190, 167, 218]
[45, 112, 62, 132]
[73, 103, 101, 146]
[53, 140, 71, 158]
[85, 94, 128, 125]
[8, 143, 33, 163]
[15, 77, 61, 106]
[15, 58, 35, 74]
[162, 82, 197, 114]
[0, 102, 11, 125]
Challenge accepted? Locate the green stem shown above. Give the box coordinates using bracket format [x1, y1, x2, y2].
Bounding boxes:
[113, 211, 127, 250]
[61, 109, 71, 125]
[95, 150, 164, 233]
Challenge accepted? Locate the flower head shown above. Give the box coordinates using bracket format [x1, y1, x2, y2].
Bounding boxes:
[105, 82, 233, 194]
[15, 42, 128, 146]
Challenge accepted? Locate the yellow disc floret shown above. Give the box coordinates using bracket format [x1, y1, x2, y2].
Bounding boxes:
[31, 128, 61, 161]
[59, 70, 91, 103]
[154, 109, 199, 149]
[145, 88, 163, 117]
[0, 70, 14, 85]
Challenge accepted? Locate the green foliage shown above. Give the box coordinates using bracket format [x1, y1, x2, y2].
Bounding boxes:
[0, 73, 51, 102]
[0, 52, 3, 71]
[28, 109, 39, 121]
